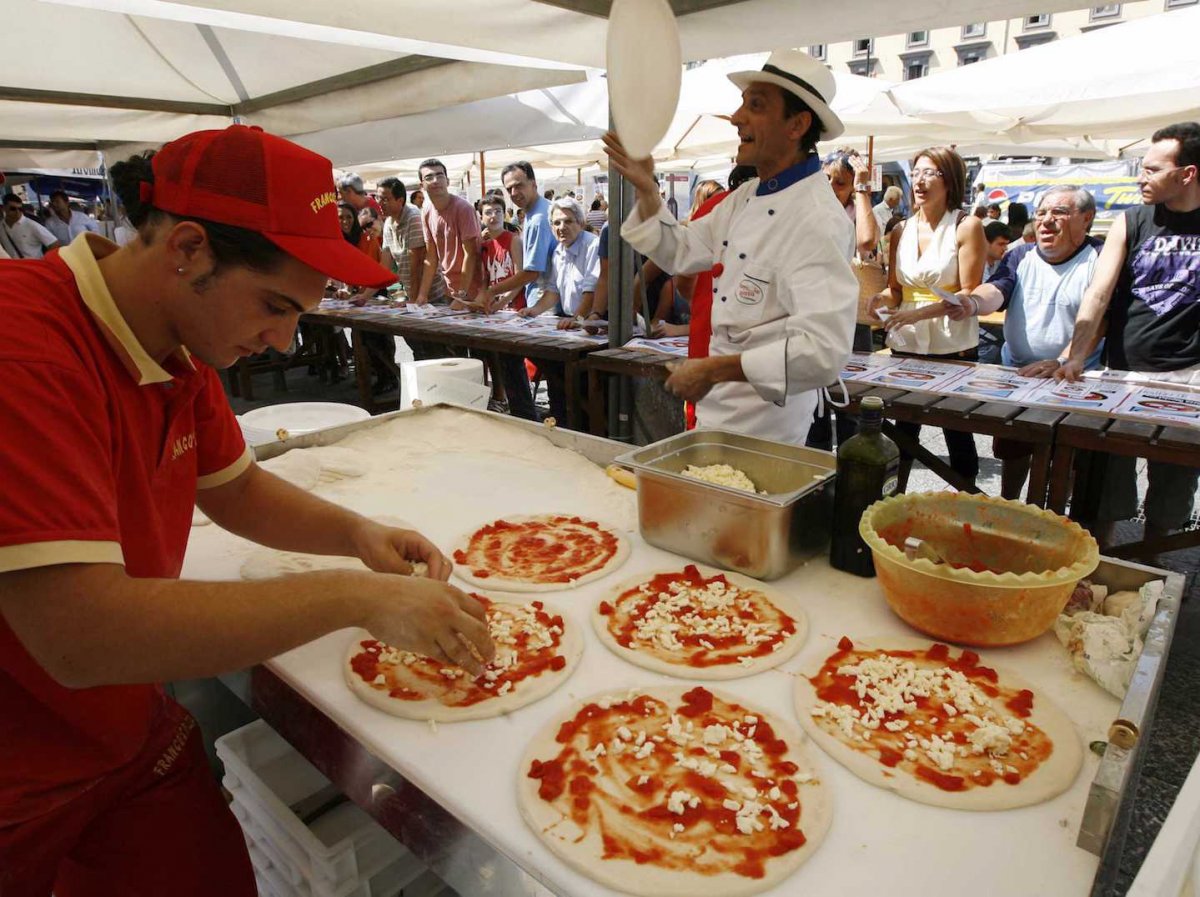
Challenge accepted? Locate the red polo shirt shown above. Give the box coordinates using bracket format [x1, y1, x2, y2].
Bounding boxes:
[0, 234, 250, 826]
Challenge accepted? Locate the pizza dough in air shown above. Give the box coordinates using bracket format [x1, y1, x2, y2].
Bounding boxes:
[606, 0, 681, 159]
[518, 685, 831, 897]
[451, 514, 631, 593]
[794, 635, 1083, 811]
[344, 598, 582, 722]
[592, 565, 806, 680]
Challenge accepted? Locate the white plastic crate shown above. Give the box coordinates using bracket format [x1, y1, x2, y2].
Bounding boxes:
[216, 721, 412, 891]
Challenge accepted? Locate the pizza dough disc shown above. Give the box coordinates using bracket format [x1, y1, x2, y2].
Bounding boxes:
[451, 514, 631, 593]
[518, 685, 832, 897]
[606, 0, 681, 159]
[794, 635, 1083, 811]
[591, 565, 807, 680]
[343, 598, 583, 722]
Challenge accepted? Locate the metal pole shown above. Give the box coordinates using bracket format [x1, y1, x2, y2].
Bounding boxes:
[480, 151, 486, 197]
[607, 114, 636, 442]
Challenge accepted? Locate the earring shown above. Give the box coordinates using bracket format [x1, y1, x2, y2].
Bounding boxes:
[177, 267, 185, 274]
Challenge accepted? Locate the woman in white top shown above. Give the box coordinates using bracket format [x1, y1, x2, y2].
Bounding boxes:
[870, 146, 986, 489]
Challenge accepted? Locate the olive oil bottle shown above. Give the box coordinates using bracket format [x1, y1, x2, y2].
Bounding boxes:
[829, 396, 900, 576]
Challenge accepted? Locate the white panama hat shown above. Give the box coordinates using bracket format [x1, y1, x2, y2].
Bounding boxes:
[728, 49, 845, 142]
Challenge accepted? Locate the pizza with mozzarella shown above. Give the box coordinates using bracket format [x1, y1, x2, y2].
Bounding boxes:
[794, 636, 1082, 810]
[592, 565, 806, 679]
[344, 597, 581, 721]
[451, 514, 630, 592]
[518, 686, 831, 897]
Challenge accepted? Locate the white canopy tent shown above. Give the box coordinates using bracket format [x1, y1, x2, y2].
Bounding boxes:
[888, 5, 1200, 144]
[3, 0, 1102, 166]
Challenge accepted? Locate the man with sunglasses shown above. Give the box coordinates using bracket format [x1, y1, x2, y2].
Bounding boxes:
[1057, 121, 1200, 548]
[1, 193, 59, 259]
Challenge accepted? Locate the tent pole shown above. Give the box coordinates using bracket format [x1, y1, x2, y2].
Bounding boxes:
[480, 151, 486, 197]
[608, 115, 635, 442]
[867, 135, 875, 170]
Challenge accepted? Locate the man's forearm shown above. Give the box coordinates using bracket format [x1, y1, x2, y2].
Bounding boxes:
[526, 292, 559, 316]
[1066, 291, 1107, 365]
[417, 255, 436, 300]
[460, 247, 479, 295]
[197, 465, 368, 559]
[492, 269, 539, 298]
[705, 353, 746, 384]
[408, 248, 425, 298]
[0, 563, 375, 688]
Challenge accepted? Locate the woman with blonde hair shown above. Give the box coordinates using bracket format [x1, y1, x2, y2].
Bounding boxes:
[870, 145, 986, 489]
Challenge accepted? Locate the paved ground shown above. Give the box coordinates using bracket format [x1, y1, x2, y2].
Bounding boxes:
[223, 362, 1198, 894]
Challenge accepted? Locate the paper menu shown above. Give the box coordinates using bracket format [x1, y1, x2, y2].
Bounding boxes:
[1024, 379, 1134, 413]
[859, 357, 973, 391]
[623, 336, 689, 357]
[938, 366, 1047, 402]
[1115, 386, 1200, 426]
[840, 352, 901, 381]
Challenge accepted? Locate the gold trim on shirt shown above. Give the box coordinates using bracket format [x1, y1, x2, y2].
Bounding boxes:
[0, 540, 124, 574]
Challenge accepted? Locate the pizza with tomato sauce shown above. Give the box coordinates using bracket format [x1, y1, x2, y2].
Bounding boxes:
[592, 565, 807, 679]
[451, 514, 630, 592]
[794, 636, 1082, 810]
[518, 686, 831, 897]
[344, 597, 582, 721]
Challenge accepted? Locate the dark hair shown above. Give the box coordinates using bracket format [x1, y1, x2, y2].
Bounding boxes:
[49, 190, 69, 204]
[418, 158, 447, 177]
[110, 150, 288, 273]
[501, 161, 537, 185]
[590, 198, 602, 211]
[884, 211, 904, 235]
[411, 188, 423, 200]
[972, 206, 987, 219]
[1151, 121, 1200, 168]
[337, 203, 362, 245]
[983, 220, 1010, 243]
[480, 195, 506, 214]
[543, 189, 555, 200]
[987, 202, 1002, 213]
[1006, 201, 1030, 234]
[911, 146, 967, 210]
[378, 177, 407, 200]
[3, 192, 21, 206]
[728, 164, 756, 190]
[780, 90, 823, 156]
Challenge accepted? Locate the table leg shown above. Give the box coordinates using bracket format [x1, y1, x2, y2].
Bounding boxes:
[565, 360, 581, 431]
[350, 330, 375, 413]
[881, 421, 981, 494]
[1046, 443, 1074, 515]
[588, 367, 606, 437]
[1026, 444, 1052, 509]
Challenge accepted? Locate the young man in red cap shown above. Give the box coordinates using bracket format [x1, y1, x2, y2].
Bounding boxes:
[0, 125, 494, 897]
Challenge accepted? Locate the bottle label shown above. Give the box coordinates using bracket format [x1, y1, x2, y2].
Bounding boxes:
[882, 475, 899, 497]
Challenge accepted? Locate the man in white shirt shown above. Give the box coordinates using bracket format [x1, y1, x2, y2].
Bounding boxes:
[1, 193, 60, 259]
[604, 50, 857, 444]
[872, 186, 902, 239]
[44, 191, 100, 245]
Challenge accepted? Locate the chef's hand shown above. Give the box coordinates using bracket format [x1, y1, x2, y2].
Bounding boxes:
[665, 358, 716, 403]
[352, 519, 454, 581]
[1055, 358, 1086, 382]
[602, 132, 660, 213]
[361, 577, 493, 676]
[1018, 359, 1063, 379]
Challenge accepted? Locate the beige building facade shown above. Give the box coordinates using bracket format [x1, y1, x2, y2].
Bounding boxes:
[812, 0, 1195, 81]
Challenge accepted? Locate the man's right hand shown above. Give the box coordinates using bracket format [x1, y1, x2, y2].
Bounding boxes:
[602, 132, 660, 218]
[361, 576, 494, 677]
[1055, 359, 1086, 382]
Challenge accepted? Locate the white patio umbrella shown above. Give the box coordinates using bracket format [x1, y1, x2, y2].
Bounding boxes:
[888, 6, 1200, 143]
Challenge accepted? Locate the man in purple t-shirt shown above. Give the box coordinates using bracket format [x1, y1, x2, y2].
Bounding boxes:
[414, 158, 481, 304]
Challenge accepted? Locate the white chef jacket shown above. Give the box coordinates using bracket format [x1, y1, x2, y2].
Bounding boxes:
[622, 155, 857, 444]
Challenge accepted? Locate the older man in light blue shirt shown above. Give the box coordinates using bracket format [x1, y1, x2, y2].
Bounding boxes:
[520, 197, 601, 320]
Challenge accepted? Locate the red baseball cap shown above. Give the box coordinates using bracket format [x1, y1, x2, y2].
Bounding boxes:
[148, 125, 394, 289]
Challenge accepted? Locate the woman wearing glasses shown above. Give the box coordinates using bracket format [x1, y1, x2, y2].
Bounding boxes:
[869, 146, 987, 490]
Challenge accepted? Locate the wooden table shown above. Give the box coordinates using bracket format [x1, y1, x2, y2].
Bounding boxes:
[1046, 413, 1200, 557]
[302, 307, 605, 429]
[842, 378, 1064, 507]
[584, 347, 675, 437]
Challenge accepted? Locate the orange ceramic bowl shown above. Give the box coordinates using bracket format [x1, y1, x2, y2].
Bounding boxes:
[859, 492, 1099, 647]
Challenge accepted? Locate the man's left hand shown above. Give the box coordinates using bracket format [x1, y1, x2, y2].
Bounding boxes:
[353, 521, 453, 580]
[665, 359, 715, 403]
[1017, 359, 1063, 379]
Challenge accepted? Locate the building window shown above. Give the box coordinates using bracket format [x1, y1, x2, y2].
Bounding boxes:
[852, 38, 874, 57]
[907, 30, 929, 47]
[1023, 13, 1051, 29]
[905, 60, 928, 79]
[961, 22, 986, 38]
[960, 51, 984, 65]
[846, 58, 878, 77]
[809, 44, 827, 60]
[1090, 4, 1121, 19]
[1165, 0, 1197, 7]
